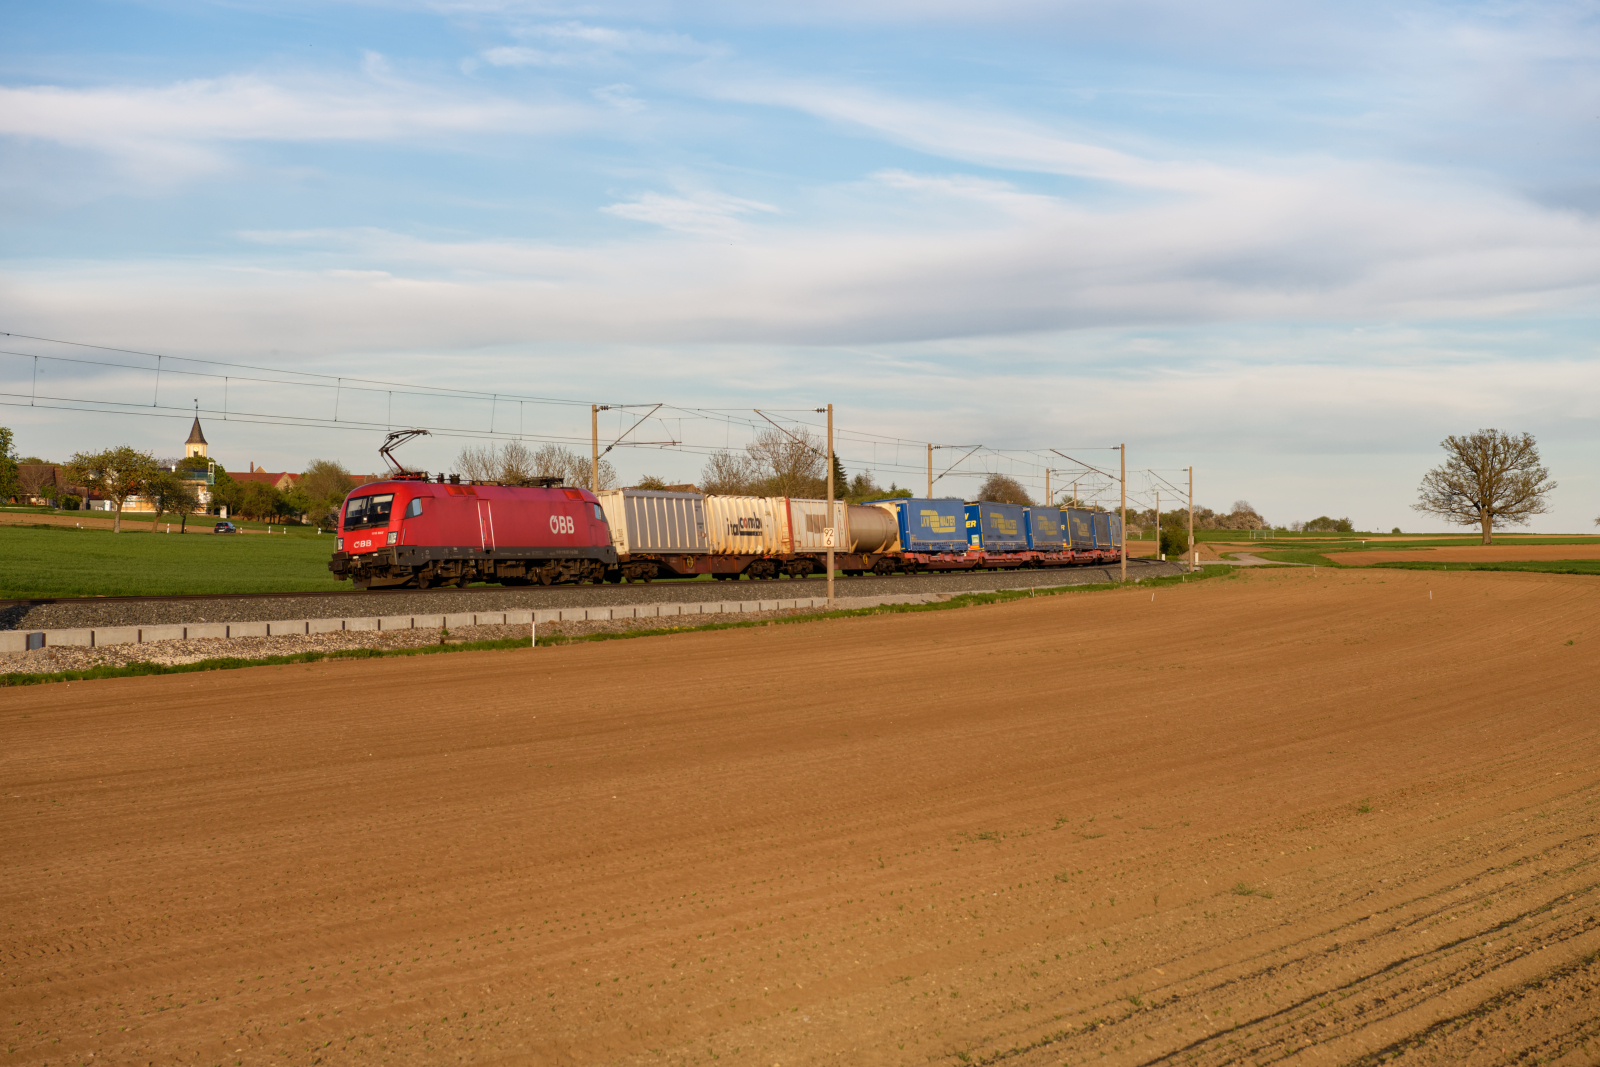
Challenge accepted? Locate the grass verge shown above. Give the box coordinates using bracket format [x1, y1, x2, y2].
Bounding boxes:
[2, 565, 1232, 687]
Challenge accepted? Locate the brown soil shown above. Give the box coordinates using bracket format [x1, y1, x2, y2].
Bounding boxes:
[0, 511, 256, 533]
[4, 568, 1598, 1067]
[1330, 544, 1600, 564]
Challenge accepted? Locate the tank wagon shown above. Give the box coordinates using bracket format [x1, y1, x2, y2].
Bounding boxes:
[327, 432, 1125, 589]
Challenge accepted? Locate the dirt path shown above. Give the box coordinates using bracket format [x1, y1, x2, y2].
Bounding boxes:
[1328, 544, 1600, 564]
[3, 568, 1598, 1067]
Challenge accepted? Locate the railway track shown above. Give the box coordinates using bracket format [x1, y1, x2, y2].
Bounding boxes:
[2, 559, 1180, 631]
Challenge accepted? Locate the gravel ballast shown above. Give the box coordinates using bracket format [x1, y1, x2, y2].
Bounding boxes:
[2, 559, 1180, 631]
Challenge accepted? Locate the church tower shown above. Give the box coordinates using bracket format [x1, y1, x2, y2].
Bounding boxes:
[185, 417, 208, 460]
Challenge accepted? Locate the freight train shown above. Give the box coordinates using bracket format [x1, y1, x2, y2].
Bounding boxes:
[328, 474, 1125, 589]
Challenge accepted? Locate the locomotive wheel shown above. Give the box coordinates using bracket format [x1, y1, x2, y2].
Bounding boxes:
[415, 573, 433, 589]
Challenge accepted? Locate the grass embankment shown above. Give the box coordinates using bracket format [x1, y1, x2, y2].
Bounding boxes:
[0, 524, 346, 597]
[0, 565, 1232, 687]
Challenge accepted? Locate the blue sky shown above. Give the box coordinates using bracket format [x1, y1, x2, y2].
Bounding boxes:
[2, 0, 1597, 528]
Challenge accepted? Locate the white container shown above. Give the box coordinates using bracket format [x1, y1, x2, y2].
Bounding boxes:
[703, 495, 785, 555]
[781, 498, 850, 553]
[595, 490, 708, 555]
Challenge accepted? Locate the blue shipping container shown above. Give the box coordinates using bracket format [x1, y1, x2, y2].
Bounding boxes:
[1064, 508, 1096, 551]
[1092, 511, 1113, 549]
[865, 498, 967, 554]
[1025, 506, 1066, 550]
[964, 502, 1029, 553]
[1109, 513, 1124, 550]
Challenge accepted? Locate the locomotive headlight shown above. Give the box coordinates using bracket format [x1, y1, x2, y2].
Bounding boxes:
[336, 537, 344, 551]
[386, 531, 398, 546]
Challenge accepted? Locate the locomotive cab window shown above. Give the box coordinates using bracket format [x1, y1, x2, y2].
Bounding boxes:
[592, 503, 606, 522]
[404, 497, 423, 519]
[344, 493, 395, 530]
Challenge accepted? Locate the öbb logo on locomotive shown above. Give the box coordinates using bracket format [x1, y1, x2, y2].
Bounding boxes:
[327, 437, 1127, 590]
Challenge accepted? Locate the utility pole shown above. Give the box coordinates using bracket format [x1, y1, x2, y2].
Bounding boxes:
[1045, 468, 1050, 507]
[1119, 443, 1127, 583]
[1188, 465, 1195, 572]
[590, 405, 609, 493]
[826, 404, 835, 608]
[927, 443, 933, 498]
[1155, 488, 1160, 553]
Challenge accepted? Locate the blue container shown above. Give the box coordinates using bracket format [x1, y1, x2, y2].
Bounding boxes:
[1092, 511, 1113, 550]
[1025, 506, 1065, 551]
[1109, 513, 1124, 550]
[1064, 508, 1096, 551]
[964, 502, 1029, 553]
[865, 498, 967, 554]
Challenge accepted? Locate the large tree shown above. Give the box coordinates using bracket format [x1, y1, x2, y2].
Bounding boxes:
[300, 459, 356, 527]
[0, 427, 18, 503]
[974, 472, 1033, 505]
[1413, 429, 1555, 544]
[67, 446, 155, 533]
[143, 469, 201, 531]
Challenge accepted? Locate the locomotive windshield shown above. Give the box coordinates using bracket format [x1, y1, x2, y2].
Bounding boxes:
[343, 493, 394, 530]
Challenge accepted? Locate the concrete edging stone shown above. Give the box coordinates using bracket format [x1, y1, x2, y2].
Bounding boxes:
[5, 586, 1062, 654]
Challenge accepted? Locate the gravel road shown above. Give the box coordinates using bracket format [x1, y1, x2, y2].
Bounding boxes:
[3, 559, 1181, 630]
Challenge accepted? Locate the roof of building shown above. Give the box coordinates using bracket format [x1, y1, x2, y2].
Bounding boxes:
[186, 418, 208, 446]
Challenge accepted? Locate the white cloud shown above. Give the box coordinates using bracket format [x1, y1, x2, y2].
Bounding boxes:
[12, 148, 1597, 354]
[592, 83, 645, 111]
[481, 20, 720, 65]
[0, 65, 589, 181]
[601, 189, 779, 237]
[702, 78, 1235, 192]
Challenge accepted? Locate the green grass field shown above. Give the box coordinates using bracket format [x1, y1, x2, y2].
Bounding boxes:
[0, 524, 348, 597]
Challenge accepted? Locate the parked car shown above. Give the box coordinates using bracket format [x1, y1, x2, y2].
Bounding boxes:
[213, 521, 239, 534]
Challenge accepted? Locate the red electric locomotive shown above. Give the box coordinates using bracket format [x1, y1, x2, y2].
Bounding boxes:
[327, 431, 617, 589]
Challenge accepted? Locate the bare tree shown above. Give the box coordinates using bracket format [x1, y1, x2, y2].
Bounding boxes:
[455, 444, 499, 482]
[1413, 429, 1555, 544]
[975, 473, 1033, 505]
[67, 446, 155, 533]
[745, 427, 824, 497]
[15, 463, 56, 504]
[455, 441, 616, 489]
[700, 448, 762, 496]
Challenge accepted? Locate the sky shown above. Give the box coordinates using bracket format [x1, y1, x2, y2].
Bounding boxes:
[1, 0, 1597, 529]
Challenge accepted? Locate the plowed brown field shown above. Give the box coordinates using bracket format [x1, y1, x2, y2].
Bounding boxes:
[5, 568, 1599, 1067]
[1328, 544, 1600, 565]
